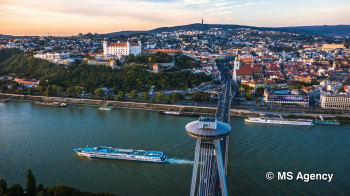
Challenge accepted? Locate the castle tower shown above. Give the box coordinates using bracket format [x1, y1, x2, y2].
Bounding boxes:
[233, 50, 240, 82]
[126, 40, 130, 55]
[234, 50, 240, 70]
[186, 117, 231, 196]
[279, 55, 283, 67]
[103, 38, 108, 56]
[153, 63, 159, 73]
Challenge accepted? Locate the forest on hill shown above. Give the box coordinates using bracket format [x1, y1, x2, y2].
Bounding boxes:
[0, 49, 211, 96]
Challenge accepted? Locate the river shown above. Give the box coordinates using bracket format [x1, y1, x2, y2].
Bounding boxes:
[0, 101, 349, 195]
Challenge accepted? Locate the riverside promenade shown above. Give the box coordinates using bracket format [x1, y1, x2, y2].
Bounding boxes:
[1, 93, 350, 121]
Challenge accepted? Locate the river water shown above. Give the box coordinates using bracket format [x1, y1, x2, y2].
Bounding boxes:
[0, 101, 349, 195]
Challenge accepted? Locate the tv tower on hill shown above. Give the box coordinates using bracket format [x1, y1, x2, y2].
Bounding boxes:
[202, 15, 204, 24]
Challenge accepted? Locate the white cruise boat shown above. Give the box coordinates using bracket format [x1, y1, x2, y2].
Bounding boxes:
[74, 146, 167, 163]
[245, 117, 314, 126]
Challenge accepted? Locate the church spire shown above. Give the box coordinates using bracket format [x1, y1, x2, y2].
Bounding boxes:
[234, 49, 240, 61]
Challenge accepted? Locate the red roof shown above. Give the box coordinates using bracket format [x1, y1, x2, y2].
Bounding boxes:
[252, 68, 262, 73]
[108, 43, 127, 47]
[236, 66, 253, 76]
[236, 66, 262, 75]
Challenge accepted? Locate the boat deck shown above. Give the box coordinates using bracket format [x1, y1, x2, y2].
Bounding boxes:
[76, 147, 163, 158]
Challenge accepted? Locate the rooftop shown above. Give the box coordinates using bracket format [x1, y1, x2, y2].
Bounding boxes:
[186, 118, 231, 139]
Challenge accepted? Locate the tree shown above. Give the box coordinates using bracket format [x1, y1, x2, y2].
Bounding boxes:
[55, 86, 63, 97]
[0, 178, 7, 195]
[156, 91, 165, 103]
[141, 92, 149, 101]
[245, 92, 253, 101]
[170, 93, 183, 103]
[26, 169, 36, 196]
[75, 87, 83, 97]
[111, 85, 118, 95]
[1, 84, 8, 92]
[129, 90, 138, 100]
[117, 91, 125, 101]
[27, 88, 33, 95]
[95, 88, 105, 99]
[7, 184, 24, 196]
[66, 87, 74, 97]
[47, 185, 80, 196]
[242, 84, 253, 91]
[37, 184, 45, 193]
[191, 92, 209, 102]
[44, 86, 53, 97]
[256, 87, 265, 97]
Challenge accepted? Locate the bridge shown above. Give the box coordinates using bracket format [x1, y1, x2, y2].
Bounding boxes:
[186, 58, 238, 196]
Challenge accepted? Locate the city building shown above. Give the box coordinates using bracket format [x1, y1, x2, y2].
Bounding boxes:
[153, 63, 159, 73]
[13, 78, 40, 88]
[33, 52, 74, 65]
[321, 43, 346, 50]
[103, 39, 141, 56]
[294, 74, 317, 84]
[34, 52, 70, 60]
[263, 88, 309, 107]
[320, 94, 350, 109]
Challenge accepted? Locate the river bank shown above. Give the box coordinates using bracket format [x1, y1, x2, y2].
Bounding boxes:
[1, 93, 350, 122]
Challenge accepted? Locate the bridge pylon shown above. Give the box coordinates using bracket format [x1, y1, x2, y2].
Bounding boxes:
[186, 117, 231, 196]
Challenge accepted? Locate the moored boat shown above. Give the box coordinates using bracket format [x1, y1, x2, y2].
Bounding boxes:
[159, 111, 200, 117]
[315, 120, 340, 125]
[36, 101, 67, 107]
[74, 146, 167, 163]
[245, 117, 314, 126]
[99, 106, 113, 111]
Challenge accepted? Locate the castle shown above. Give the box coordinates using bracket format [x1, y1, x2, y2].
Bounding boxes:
[103, 39, 142, 56]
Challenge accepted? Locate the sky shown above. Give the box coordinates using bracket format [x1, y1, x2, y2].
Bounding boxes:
[0, 0, 349, 36]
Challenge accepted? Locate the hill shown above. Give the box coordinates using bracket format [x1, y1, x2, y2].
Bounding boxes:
[276, 25, 350, 37]
[103, 23, 272, 36]
[0, 34, 14, 39]
[104, 23, 350, 37]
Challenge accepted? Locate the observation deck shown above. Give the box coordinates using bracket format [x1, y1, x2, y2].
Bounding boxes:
[185, 117, 231, 139]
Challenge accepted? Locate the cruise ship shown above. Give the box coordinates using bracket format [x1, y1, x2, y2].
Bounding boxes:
[74, 146, 167, 163]
[245, 117, 314, 126]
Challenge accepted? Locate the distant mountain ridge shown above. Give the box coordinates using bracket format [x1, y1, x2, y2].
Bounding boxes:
[0, 34, 14, 39]
[276, 25, 350, 37]
[103, 23, 350, 37]
[103, 23, 272, 36]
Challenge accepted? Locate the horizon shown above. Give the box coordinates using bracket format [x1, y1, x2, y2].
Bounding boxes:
[2, 23, 350, 37]
[1, 0, 350, 36]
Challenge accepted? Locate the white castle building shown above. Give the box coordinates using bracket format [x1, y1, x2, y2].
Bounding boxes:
[103, 39, 141, 56]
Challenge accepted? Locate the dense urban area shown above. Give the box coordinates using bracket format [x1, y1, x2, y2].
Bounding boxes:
[1, 24, 350, 113]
